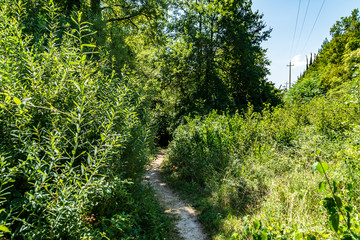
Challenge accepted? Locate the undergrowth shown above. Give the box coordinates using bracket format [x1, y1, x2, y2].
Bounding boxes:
[163, 94, 360, 239]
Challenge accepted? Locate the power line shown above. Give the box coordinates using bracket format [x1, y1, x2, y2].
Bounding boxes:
[302, 0, 326, 52]
[294, 0, 311, 54]
[289, 0, 302, 59]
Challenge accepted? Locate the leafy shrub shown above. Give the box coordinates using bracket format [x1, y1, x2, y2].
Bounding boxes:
[0, 1, 169, 239]
[166, 113, 232, 187]
[285, 76, 323, 103]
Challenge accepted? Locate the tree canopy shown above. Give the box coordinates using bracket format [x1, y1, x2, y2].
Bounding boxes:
[157, 0, 280, 134]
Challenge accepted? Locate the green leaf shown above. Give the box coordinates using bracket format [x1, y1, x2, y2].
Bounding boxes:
[81, 163, 86, 175]
[0, 225, 10, 233]
[0, 103, 6, 109]
[347, 211, 351, 230]
[65, 32, 80, 40]
[81, 44, 96, 48]
[295, 233, 304, 240]
[324, 197, 337, 211]
[340, 232, 355, 240]
[333, 181, 338, 194]
[13, 97, 21, 105]
[73, 81, 81, 92]
[316, 162, 329, 174]
[253, 220, 260, 230]
[318, 181, 326, 192]
[260, 231, 267, 240]
[334, 195, 343, 208]
[345, 205, 353, 213]
[100, 133, 105, 142]
[253, 231, 267, 240]
[329, 213, 340, 233]
[350, 232, 360, 239]
[37, 169, 46, 182]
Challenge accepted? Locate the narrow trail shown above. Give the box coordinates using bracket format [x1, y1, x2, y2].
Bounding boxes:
[143, 149, 208, 240]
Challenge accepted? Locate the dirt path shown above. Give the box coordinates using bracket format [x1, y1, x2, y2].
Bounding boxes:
[143, 149, 208, 240]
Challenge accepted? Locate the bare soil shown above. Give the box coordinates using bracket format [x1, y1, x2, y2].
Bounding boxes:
[143, 149, 208, 240]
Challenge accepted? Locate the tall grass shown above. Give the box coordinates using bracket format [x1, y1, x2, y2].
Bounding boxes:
[163, 95, 360, 239]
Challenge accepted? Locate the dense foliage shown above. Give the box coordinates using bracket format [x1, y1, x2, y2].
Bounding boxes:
[162, 8, 360, 240]
[164, 96, 360, 239]
[0, 1, 171, 239]
[5, 0, 353, 239]
[154, 0, 282, 140]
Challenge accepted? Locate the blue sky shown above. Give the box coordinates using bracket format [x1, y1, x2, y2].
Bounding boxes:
[251, 0, 359, 88]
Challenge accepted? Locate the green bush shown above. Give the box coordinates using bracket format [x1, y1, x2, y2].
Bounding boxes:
[285, 76, 324, 103]
[166, 113, 232, 187]
[0, 1, 169, 239]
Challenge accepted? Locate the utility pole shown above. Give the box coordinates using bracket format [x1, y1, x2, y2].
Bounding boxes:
[287, 61, 294, 89]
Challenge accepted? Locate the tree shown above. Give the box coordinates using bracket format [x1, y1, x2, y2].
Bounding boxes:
[160, 0, 276, 118]
[215, 0, 272, 108]
[88, 0, 168, 72]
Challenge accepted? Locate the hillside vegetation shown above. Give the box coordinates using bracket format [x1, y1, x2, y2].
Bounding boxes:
[287, 9, 360, 102]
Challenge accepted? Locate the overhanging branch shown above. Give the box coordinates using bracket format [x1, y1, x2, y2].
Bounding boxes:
[107, 15, 136, 23]
[106, 7, 146, 23]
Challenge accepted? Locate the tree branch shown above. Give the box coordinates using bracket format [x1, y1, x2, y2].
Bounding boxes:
[129, 19, 139, 30]
[106, 6, 146, 23]
[107, 15, 136, 23]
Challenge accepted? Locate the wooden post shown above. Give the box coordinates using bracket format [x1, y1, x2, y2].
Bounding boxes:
[287, 61, 294, 88]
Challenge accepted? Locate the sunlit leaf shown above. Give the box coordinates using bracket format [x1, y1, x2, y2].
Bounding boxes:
[260, 231, 267, 240]
[316, 162, 329, 174]
[0, 225, 10, 233]
[73, 81, 80, 92]
[13, 97, 21, 105]
[318, 181, 326, 192]
[81, 44, 96, 48]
